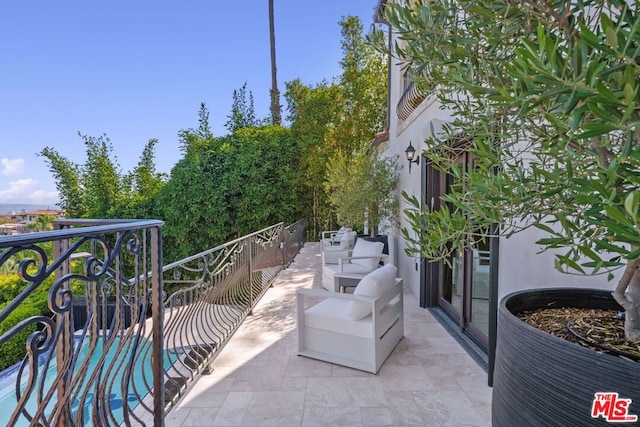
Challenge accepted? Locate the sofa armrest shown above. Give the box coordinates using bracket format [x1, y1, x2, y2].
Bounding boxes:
[322, 249, 351, 266]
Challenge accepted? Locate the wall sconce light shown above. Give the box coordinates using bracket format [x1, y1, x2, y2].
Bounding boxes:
[404, 141, 420, 174]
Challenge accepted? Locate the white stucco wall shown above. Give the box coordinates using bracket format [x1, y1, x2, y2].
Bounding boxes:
[497, 227, 622, 302]
[385, 92, 453, 298]
[381, 25, 447, 297]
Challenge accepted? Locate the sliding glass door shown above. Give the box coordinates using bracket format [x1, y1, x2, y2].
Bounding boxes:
[425, 149, 491, 348]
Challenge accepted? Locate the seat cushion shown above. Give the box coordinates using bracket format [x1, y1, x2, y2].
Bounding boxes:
[304, 298, 373, 338]
[348, 264, 398, 320]
[351, 239, 384, 270]
[323, 262, 372, 278]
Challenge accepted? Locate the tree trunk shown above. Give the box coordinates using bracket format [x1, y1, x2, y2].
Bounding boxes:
[612, 260, 640, 340]
[268, 0, 281, 125]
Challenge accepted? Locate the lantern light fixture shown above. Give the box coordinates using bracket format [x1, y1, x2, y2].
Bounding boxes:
[404, 141, 420, 173]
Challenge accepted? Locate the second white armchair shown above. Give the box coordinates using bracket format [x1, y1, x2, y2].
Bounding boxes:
[321, 238, 386, 292]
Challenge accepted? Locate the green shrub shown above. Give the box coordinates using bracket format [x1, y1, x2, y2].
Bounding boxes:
[0, 299, 50, 371]
[0, 273, 54, 307]
[0, 273, 24, 306]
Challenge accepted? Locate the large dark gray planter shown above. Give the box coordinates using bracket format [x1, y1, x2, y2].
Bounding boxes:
[493, 288, 640, 426]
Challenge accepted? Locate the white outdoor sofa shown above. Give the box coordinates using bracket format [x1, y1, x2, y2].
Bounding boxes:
[297, 264, 404, 374]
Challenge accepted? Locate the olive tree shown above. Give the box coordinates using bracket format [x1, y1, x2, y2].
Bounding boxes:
[325, 143, 398, 236]
[384, 0, 640, 339]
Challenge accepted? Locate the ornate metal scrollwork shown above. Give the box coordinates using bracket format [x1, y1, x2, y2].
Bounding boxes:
[0, 218, 305, 426]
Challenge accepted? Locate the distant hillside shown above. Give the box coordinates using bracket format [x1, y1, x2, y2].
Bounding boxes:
[0, 203, 59, 215]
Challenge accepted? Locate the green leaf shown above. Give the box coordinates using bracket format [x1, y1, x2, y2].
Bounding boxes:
[580, 246, 602, 263]
[601, 13, 618, 50]
[624, 191, 640, 219]
[604, 205, 632, 225]
[573, 123, 619, 140]
[537, 237, 571, 247]
[588, 103, 619, 123]
[595, 82, 623, 104]
[556, 254, 586, 274]
[578, 21, 605, 50]
[626, 246, 640, 260]
[623, 83, 635, 104]
[533, 223, 557, 235]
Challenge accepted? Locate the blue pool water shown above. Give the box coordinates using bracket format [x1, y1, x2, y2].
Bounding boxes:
[0, 336, 178, 426]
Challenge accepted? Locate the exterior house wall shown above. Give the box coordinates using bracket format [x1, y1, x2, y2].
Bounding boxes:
[390, 95, 450, 298]
[498, 227, 618, 302]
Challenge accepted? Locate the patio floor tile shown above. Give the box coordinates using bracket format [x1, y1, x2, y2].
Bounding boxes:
[170, 242, 492, 426]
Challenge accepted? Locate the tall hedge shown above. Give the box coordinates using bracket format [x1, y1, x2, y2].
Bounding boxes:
[156, 124, 304, 261]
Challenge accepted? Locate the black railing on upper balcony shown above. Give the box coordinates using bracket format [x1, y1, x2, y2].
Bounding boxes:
[0, 218, 306, 426]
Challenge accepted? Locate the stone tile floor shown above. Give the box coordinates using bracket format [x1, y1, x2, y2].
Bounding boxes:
[165, 243, 492, 426]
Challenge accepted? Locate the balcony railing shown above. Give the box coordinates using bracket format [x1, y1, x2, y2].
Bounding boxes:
[0, 218, 306, 426]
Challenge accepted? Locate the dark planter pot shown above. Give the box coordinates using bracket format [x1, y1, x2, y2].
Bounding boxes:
[493, 288, 640, 427]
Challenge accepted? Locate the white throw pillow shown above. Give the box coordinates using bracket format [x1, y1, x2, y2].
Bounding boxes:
[347, 264, 398, 320]
[332, 227, 350, 243]
[350, 239, 384, 270]
[339, 230, 350, 249]
[339, 230, 357, 249]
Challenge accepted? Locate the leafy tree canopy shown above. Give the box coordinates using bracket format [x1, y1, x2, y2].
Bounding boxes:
[325, 143, 398, 236]
[225, 82, 258, 134]
[286, 16, 390, 236]
[40, 133, 166, 219]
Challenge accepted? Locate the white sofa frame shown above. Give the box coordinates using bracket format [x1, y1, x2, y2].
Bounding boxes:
[296, 278, 404, 374]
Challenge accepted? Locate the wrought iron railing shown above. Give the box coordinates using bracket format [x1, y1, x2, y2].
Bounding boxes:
[0, 218, 306, 426]
[159, 220, 306, 407]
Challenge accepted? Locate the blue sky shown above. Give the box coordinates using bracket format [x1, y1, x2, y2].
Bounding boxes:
[0, 1, 378, 206]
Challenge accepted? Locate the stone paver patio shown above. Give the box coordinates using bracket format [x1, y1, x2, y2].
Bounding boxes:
[165, 242, 492, 426]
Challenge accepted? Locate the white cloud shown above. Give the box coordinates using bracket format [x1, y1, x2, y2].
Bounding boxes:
[25, 189, 60, 205]
[0, 178, 59, 205]
[0, 158, 25, 176]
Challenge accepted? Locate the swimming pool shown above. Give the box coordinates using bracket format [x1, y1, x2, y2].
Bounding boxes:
[0, 336, 178, 426]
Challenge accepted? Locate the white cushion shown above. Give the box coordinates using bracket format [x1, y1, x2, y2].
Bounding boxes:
[346, 231, 358, 248]
[331, 227, 350, 242]
[350, 239, 384, 270]
[305, 298, 373, 338]
[348, 264, 398, 320]
[323, 262, 372, 279]
[339, 230, 351, 249]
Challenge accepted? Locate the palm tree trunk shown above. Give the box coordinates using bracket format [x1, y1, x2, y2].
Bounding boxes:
[269, 0, 281, 125]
